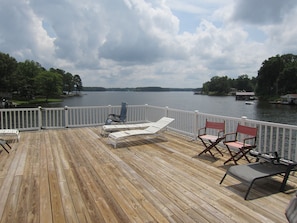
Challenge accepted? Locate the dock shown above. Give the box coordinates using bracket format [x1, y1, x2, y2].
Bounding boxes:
[0, 127, 295, 222]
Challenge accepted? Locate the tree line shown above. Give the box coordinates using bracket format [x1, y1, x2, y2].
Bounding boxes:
[202, 53, 297, 99]
[0, 52, 82, 101]
[202, 74, 256, 96]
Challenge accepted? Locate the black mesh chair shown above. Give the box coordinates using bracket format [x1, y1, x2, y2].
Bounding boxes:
[105, 102, 127, 125]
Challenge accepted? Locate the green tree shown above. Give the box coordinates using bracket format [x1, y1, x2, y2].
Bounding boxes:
[0, 51, 84, 100]
[15, 60, 44, 100]
[256, 55, 284, 98]
[202, 81, 210, 94]
[50, 68, 74, 94]
[256, 54, 297, 99]
[202, 75, 256, 95]
[63, 72, 74, 94]
[207, 76, 230, 95]
[0, 52, 18, 92]
[236, 74, 254, 92]
[278, 60, 297, 94]
[73, 74, 82, 94]
[35, 70, 63, 101]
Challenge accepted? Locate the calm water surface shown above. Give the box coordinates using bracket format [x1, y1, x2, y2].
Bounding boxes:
[58, 91, 297, 125]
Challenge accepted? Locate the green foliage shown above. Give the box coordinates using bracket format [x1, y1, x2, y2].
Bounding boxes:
[50, 68, 74, 94]
[35, 70, 63, 100]
[0, 52, 18, 92]
[202, 54, 297, 99]
[73, 74, 82, 94]
[0, 51, 83, 101]
[256, 54, 297, 99]
[15, 60, 43, 99]
[14, 98, 62, 106]
[202, 75, 255, 95]
[236, 74, 254, 92]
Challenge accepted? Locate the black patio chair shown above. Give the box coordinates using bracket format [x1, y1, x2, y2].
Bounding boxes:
[220, 151, 297, 200]
[105, 102, 127, 125]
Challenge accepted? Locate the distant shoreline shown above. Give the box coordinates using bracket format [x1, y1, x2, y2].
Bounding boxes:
[83, 86, 199, 92]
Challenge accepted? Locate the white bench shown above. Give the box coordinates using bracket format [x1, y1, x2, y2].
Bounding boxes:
[0, 129, 20, 142]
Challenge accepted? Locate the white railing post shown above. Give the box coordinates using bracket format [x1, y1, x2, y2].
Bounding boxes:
[239, 116, 248, 142]
[145, 104, 148, 121]
[165, 106, 169, 117]
[108, 105, 112, 115]
[194, 110, 199, 140]
[38, 106, 42, 130]
[64, 106, 69, 128]
[240, 116, 247, 125]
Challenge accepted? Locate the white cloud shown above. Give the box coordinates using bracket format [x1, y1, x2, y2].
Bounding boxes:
[1, 0, 297, 88]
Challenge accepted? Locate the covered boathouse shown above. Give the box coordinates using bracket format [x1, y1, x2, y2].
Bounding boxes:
[235, 91, 255, 100]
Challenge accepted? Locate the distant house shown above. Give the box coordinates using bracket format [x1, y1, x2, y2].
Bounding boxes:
[281, 94, 297, 105]
[235, 92, 255, 100]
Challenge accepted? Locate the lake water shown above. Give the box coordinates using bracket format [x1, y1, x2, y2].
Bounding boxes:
[59, 91, 297, 125]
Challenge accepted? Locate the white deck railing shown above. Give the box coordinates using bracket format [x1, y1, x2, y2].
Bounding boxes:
[1, 104, 297, 161]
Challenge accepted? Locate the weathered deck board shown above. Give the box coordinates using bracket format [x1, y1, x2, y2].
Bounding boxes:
[0, 127, 295, 222]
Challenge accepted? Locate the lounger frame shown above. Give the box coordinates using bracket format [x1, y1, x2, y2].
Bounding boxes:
[108, 117, 174, 148]
[220, 158, 297, 200]
[0, 129, 20, 142]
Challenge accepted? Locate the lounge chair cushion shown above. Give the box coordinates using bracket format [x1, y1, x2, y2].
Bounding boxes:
[102, 123, 152, 136]
[227, 162, 288, 183]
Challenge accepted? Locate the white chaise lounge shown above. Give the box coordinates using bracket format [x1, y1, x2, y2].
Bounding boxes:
[0, 129, 20, 142]
[102, 122, 152, 136]
[108, 117, 174, 148]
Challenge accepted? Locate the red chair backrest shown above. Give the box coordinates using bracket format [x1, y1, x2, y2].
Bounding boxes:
[237, 124, 257, 136]
[205, 120, 225, 132]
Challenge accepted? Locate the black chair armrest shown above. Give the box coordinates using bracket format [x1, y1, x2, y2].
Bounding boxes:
[217, 130, 226, 139]
[254, 151, 283, 163]
[197, 127, 206, 136]
[279, 158, 297, 167]
[223, 132, 236, 142]
[243, 136, 256, 145]
[249, 150, 260, 157]
[249, 150, 280, 163]
[108, 114, 120, 118]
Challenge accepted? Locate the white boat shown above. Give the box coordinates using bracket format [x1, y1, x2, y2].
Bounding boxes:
[245, 101, 255, 105]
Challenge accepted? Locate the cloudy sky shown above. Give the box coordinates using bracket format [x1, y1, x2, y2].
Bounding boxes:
[1, 0, 297, 88]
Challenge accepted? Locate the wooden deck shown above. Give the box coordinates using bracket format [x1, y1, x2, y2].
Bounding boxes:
[0, 127, 295, 222]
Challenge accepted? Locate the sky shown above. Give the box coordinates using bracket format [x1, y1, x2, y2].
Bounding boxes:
[1, 0, 297, 88]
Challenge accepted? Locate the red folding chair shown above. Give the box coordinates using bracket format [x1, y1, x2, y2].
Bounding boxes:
[223, 124, 257, 165]
[198, 120, 225, 158]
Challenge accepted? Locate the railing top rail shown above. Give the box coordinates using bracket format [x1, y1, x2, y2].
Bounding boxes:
[0, 107, 40, 111]
[246, 118, 297, 130]
[41, 107, 65, 111]
[66, 105, 111, 109]
[198, 112, 242, 121]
